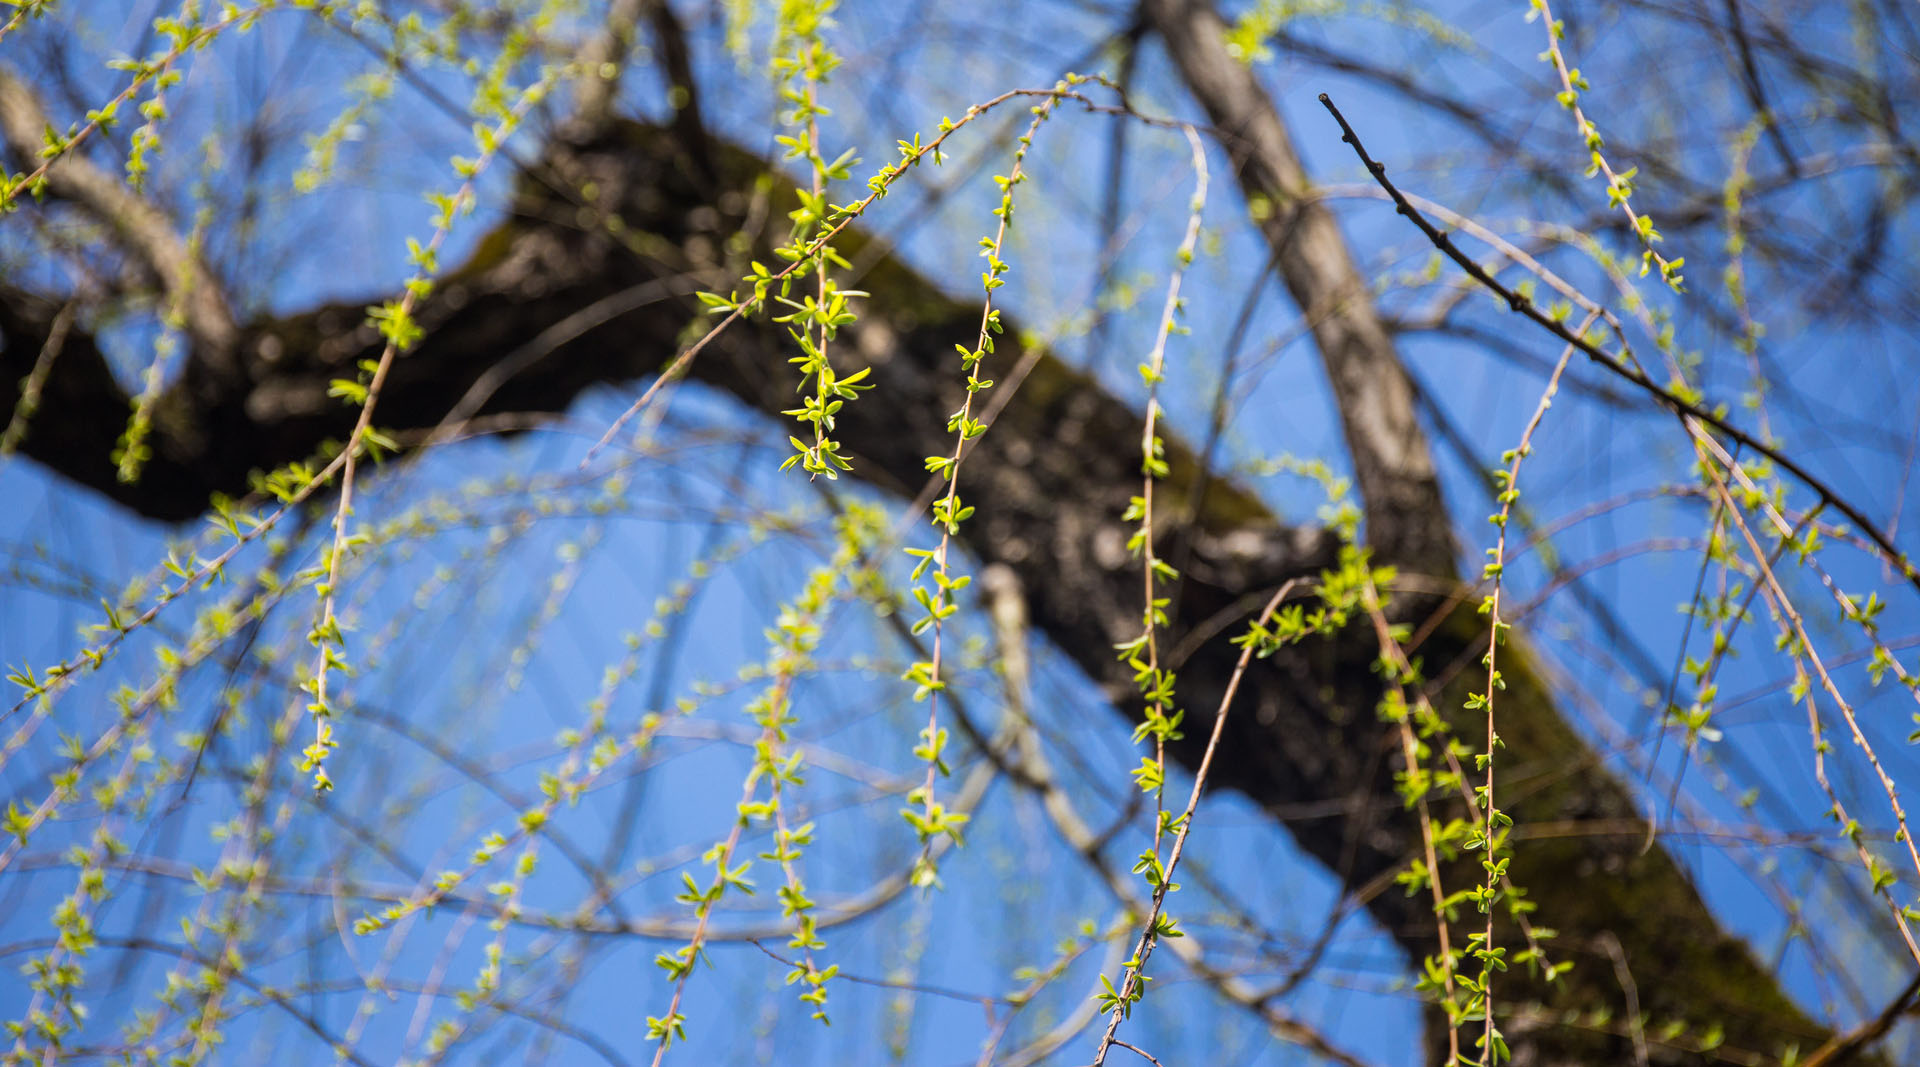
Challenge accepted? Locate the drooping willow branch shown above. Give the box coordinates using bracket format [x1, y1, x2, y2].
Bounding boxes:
[1314, 92, 1919, 593]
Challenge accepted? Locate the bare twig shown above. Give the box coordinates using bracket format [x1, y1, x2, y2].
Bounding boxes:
[1317, 92, 1919, 590]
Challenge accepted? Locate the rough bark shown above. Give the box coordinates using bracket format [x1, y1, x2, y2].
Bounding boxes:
[0, 119, 1852, 1065]
[1144, 0, 1455, 578]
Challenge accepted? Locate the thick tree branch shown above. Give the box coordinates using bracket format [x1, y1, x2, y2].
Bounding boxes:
[1142, 0, 1454, 576]
[570, 0, 709, 178]
[0, 68, 238, 369]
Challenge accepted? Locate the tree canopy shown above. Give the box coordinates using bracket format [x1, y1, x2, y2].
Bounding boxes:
[2, 1, 1919, 1065]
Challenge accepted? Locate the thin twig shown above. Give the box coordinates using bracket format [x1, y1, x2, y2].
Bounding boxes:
[1315, 93, 1918, 591]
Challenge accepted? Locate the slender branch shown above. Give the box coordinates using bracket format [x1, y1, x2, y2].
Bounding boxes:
[1091, 580, 1297, 1065]
[1316, 92, 1918, 591]
[1800, 969, 1920, 1067]
[982, 567, 1374, 1067]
